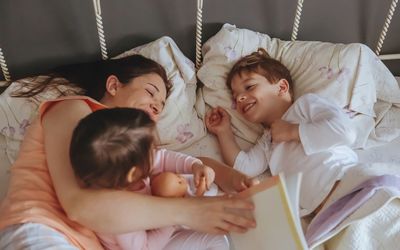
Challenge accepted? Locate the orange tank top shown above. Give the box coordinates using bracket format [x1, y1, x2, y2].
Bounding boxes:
[0, 96, 106, 249]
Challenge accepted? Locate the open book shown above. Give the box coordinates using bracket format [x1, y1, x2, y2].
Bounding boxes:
[229, 173, 308, 250]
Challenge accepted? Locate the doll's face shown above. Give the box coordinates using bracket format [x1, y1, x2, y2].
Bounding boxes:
[150, 172, 188, 197]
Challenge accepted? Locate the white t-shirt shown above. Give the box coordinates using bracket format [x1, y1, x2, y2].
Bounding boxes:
[234, 93, 358, 215]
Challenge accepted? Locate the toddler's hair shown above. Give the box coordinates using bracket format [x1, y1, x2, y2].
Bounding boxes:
[70, 108, 156, 188]
[226, 48, 294, 97]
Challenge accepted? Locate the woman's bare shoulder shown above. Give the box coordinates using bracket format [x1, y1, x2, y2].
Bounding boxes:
[42, 99, 92, 126]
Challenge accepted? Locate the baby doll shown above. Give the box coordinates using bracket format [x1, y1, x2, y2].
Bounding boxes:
[151, 172, 219, 197]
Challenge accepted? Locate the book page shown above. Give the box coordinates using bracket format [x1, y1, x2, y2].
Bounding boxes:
[280, 173, 308, 249]
[230, 174, 308, 250]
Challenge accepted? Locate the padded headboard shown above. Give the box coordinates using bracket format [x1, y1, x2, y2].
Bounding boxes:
[0, 0, 399, 81]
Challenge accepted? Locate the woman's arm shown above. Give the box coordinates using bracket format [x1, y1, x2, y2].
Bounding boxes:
[43, 100, 255, 234]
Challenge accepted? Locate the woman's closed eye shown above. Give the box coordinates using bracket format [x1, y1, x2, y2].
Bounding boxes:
[146, 89, 154, 97]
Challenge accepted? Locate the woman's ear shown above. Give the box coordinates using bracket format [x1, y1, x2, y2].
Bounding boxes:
[278, 79, 290, 96]
[126, 166, 141, 183]
[105, 75, 120, 96]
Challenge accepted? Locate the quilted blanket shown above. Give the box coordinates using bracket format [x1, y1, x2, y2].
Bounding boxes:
[310, 162, 400, 249]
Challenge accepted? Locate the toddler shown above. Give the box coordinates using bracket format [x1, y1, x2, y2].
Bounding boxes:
[70, 107, 228, 250]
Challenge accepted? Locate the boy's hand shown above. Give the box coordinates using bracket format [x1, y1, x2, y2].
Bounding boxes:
[229, 171, 260, 193]
[205, 107, 232, 135]
[270, 119, 300, 143]
[192, 162, 216, 192]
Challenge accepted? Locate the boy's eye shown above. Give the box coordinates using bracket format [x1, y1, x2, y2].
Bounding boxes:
[246, 84, 255, 90]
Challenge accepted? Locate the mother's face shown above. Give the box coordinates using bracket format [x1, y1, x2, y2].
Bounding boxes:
[110, 73, 167, 121]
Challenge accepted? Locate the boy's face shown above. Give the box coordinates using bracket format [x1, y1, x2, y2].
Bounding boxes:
[230, 72, 286, 125]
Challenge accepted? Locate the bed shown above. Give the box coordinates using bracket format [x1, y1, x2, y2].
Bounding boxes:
[1, 0, 400, 249]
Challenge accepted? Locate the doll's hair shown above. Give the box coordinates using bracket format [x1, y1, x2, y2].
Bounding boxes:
[70, 107, 156, 188]
[226, 48, 294, 98]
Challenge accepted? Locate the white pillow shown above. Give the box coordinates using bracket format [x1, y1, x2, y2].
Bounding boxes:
[0, 36, 205, 159]
[116, 37, 205, 150]
[197, 24, 398, 145]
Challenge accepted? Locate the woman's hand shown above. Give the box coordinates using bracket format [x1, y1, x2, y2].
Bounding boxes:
[192, 162, 216, 194]
[179, 196, 256, 234]
[205, 107, 232, 136]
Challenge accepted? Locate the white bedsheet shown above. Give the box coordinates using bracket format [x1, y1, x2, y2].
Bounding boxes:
[0, 134, 12, 200]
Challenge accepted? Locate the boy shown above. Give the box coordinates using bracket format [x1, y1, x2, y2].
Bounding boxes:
[206, 48, 358, 216]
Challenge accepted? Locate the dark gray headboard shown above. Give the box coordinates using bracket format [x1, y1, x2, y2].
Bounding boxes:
[1, 0, 399, 81]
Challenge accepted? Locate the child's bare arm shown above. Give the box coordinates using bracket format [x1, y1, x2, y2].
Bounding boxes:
[198, 157, 259, 193]
[215, 129, 241, 166]
[205, 107, 241, 166]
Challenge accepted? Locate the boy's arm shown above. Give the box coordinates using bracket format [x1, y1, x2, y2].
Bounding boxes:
[232, 133, 270, 177]
[205, 107, 240, 166]
[215, 129, 241, 166]
[198, 157, 259, 193]
[297, 94, 357, 155]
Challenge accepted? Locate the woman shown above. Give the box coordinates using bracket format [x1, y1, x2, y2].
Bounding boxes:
[0, 55, 256, 249]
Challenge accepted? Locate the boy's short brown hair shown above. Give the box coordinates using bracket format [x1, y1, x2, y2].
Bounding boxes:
[226, 48, 294, 98]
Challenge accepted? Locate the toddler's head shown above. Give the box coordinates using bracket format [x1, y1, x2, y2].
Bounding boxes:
[226, 48, 294, 125]
[70, 107, 156, 189]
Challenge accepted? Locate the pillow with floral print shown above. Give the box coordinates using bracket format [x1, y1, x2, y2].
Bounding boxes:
[197, 24, 398, 147]
[0, 36, 206, 161]
[117, 37, 205, 151]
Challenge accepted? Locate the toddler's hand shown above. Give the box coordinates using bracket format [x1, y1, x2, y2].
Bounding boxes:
[192, 162, 216, 194]
[270, 119, 300, 143]
[205, 107, 231, 135]
[195, 177, 207, 196]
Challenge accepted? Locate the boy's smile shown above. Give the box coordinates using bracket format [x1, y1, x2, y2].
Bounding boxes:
[243, 102, 255, 113]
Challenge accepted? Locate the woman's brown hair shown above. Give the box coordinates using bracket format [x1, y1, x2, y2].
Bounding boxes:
[12, 54, 172, 101]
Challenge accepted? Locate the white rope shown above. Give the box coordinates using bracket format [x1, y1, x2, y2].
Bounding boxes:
[92, 0, 108, 60]
[379, 53, 400, 60]
[0, 47, 11, 81]
[195, 0, 203, 70]
[291, 0, 304, 41]
[375, 0, 398, 55]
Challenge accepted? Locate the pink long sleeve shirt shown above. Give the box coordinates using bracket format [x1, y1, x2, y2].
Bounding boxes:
[98, 149, 201, 250]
